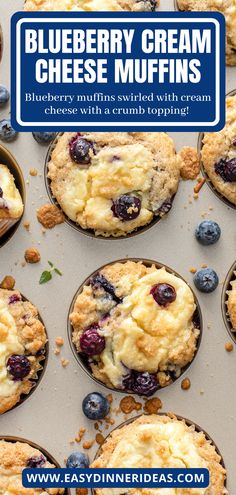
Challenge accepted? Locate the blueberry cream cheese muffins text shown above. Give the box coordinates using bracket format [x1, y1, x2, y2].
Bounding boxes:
[0, 288, 47, 414]
[0, 164, 24, 239]
[177, 0, 236, 66]
[0, 439, 64, 494]
[47, 132, 182, 237]
[70, 261, 201, 395]
[91, 414, 227, 495]
[201, 95, 236, 206]
[24, 0, 159, 12]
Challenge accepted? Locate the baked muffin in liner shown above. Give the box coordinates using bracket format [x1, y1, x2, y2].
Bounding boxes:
[68, 259, 202, 396]
[0, 436, 68, 494]
[175, 0, 236, 66]
[198, 90, 236, 209]
[91, 413, 227, 495]
[222, 261, 236, 343]
[0, 288, 48, 414]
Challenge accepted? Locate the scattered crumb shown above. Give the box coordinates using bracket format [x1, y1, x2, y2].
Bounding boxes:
[201, 263, 208, 268]
[119, 396, 142, 414]
[61, 358, 69, 367]
[0, 275, 15, 290]
[21, 261, 26, 268]
[106, 394, 113, 404]
[55, 337, 64, 347]
[181, 378, 191, 391]
[76, 489, 89, 495]
[194, 178, 206, 194]
[190, 267, 197, 274]
[24, 247, 41, 264]
[23, 221, 30, 231]
[225, 342, 234, 353]
[37, 204, 65, 229]
[75, 427, 86, 443]
[193, 193, 199, 200]
[96, 433, 105, 445]
[54, 348, 60, 356]
[29, 167, 38, 177]
[200, 389, 204, 395]
[42, 228, 46, 234]
[83, 440, 94, 450]
[144, 398, 162, 414]
[179, 147, 200, 180]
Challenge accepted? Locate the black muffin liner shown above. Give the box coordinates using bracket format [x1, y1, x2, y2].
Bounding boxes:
[222, 261, 236, 343]
[0, 435, 70, 494]
[67, 258, 203, 396]
[198, 89, 236, 210]
[1, 292, 49, 415]
[0, 144, 26, 248]
[45, 133, 177, 240]
[91, 412, 227, 495]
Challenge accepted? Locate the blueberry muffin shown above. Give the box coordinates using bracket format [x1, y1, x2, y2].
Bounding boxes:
[48, 132, 181, 237]
[0, 440, 64, 494]
[24, 0, 159, 11]
[91, 414, 227, 495]
[226, 271, 236, 330]
[201, 95, 236, 205]
[0, 164, 24, 239]
[0, 288, 47, 414]
[70, 261, 200, 395]
[177, 0, 236, 66]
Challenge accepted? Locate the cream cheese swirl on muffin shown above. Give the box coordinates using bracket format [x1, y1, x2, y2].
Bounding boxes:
[0, 289, 47, 414]
[201, 95, 236, 205]
[177, 0, 236, 66]
[91, 414, 227, 495]
[0, 440, 64, 494]
[24, 0, 159, 11]
[70, 261, 200, 395]
[48, 132, 181, 237]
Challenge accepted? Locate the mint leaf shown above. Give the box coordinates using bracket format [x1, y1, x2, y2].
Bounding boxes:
[54, 267, 63, 276]
[39, 271, 52, 285]
[48, 261, 54, 268]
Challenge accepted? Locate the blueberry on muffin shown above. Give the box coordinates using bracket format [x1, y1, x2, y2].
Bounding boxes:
[0, 440, 64, 494]
[0, 288, 47, 414]
[24, 0, 159, 11]
[201, 95, 236, 205]
[226, 271, 236, 331]
[48, 132, 181, 237]
[70, 261, 200, 395]
[91, 414, 227, 495]
[0, 164, 24, 239]
[177, 0, 236, 66]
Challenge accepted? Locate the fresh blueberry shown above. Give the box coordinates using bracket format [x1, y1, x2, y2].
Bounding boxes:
[69, 134, 95, 165]
[192, 309, 201, 329]
[215, 158, 236, 182]
[232, 138, 236, 147]
[91, 273, 122, 304]
[0, 119, 18, 142]
[0, 187, 3, 198]
[150, 283, 176, 307]
[7, 355, 31, 381]
[131, 372, 159, 396]
[27, 455, 46, 468]
[32, 132, 57, 145]
[80, 325, 105, 356]
[111, 195, 141, 222]
[195, 220, 221, 246]
[0, 85, 10, 106]
[193, 268, 219, 293]
[66, 452, 89, 469]
[82, 392, 110, 420]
